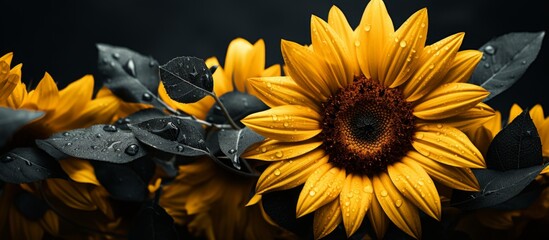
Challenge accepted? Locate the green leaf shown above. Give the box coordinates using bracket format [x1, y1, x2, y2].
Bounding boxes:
[159, 56, 214, 103]
[0, 107, 44, 148]
[469, 31, 545, 101]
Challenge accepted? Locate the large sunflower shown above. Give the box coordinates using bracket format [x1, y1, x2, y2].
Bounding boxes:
[159, 38, 291, 240]
[241, 0, 493, 238]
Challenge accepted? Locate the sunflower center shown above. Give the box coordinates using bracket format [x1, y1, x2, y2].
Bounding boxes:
[320, 76, 415, 176]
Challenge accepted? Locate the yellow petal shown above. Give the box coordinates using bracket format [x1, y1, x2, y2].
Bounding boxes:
[61, 95, 119, 129]
[413, 124, 485, 168]
[234, 39, 266, 92]
[242, 138, 322, 161]
[0, 62, 18, 101]
[529, 104, 545, 129]
[0, 52, 13, 65]
[313, 198, 342, 240]
[367, 191, 389, 240]
[406, 151, 479, 191]
[508, 103, 522, 124]
[340, 174, 373, 237]
[373, 173, 421, 239]
[356, 0, 394, 80]
[468, 126, 493, 157]
[402, 33, 465, 102]
[380, 8, 428, 88]
[246, 77, 320, 112]
[296, 163, 346, 218]
[261, 64, 281, 77]
[40, 211, 59, 236]
[540, 120, 549, 157]
[2, 64, 25, 108]
[255, 149, 328, 195]
[328, 6, 360, 76]
[442, 50, 483, 83]
[387, 159, 441, 220]
[59, 158, 100, 185]
[51, 75, 94, 123]
[224, 38, 254, 92]
[311, 15, 353, 90]
[23, 72, 59, 111]
[281, 40, 332, 101]
[541, 165, 549, 174]
[413, 83, 489, 120]
[242, 105, 321, 142]
[432, 102, 495, 133]
[483, 110, 501, 136]
[45, 179, 97, 211]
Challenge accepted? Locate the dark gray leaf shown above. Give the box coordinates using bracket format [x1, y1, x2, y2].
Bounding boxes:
[92, 159, 149, 202]
[490, 181, 543, 210]
[451, 163, 548, 210]
[14, 191, 49, 221]
[35, 124, 146, 163]
[206, 91, 268, 127]
[0, 148, 66, 184]
[486, 108, 542, 170]
[96, 43, 167, 109]
[469, 31, 545, 101]
[159, 56, 213, 103]
[0, 107, 44, 148]
[128, 200, 178, 240]
[115, 108, 167, 130]
[218, 127, 264, 171]
[128, 116, 209, 157]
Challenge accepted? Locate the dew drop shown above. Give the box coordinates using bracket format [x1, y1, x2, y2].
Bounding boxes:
[124, 59, 137, 78]
[2, 155, 14, 163]
[65, 142, 72, 146]
[261, 147, 268, 153]
[309, 190, 316, 196]
[395, 199, 403, 207]
[345, 201, 350, 206]
[364, 186, 373, 193]
[364, 25, 371, 32]
[95, 133, 102, 138]
[103, 125, 118, 132]
[125, 144, 139, 156]
[91, 145, 99, 150]
[142, 93, 153, 102]
[271, 115, 278, 121]
[484, 45, 495, 55]
[176, 145, 185, 152]
[421, 23, 425, 28]
[354, 40, 361, 47]
[521, 60, 527, 65]
[112, 52, 120, 59]
[62, 132, 70, 136]
[274, 169, 281, 176]
[380, 190, 388, 197]
[436, 124, 443, 129]
[283, 122, 289, 128]
[275, 151, 284, 158]
[429, 64, 434, 69]
[228, 149, 237, 154]
[483, 63, 490, 68]
[418, 180, 424, 186]
[399, 40, 407, 48]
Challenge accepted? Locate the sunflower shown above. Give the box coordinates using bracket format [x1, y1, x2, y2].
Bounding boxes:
[241, 0, 493, 238]
[158, 38, 293, 240]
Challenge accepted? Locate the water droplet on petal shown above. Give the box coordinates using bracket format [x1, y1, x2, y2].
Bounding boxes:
[125, 144, 139, 156]
[380, 190, 388, 197]
[429, 64, 434, 69]
[261, 147, 268, 153]
[309, 190, 316, 196]
[484, 45, 495, 55]
[364, 25, 371, 32]
[436, 124, 443, 129]
[395, 199, 403, 207]
[275, 151, 284, 158]
[399, 40, 407, 48]
[364, 185, 373, 193]
[274, 169, 281, 176]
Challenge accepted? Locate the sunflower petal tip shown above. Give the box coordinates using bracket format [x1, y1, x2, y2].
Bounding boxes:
[246, 194, 262, 207]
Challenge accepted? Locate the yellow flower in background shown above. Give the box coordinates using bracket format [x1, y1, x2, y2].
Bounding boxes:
[159, 38, 292, 240]
[158, 38, 281, 120]
[508, 104, 549, 159]
[242, 0, 493, 238]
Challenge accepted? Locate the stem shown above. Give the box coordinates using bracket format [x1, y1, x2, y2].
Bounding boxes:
[209, 92, 241, 130]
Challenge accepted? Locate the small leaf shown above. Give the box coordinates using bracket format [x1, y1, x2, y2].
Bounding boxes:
[206, 91, 268, 126]
[128, 116, 208, 157]
[114, 108, 167, 130]
[0, 107, 44, 148]
[14, 191, 49, 221]
[36, 125, 146, 164]
[128, 199, 178, 240]
[469, 31, 545, 101]
[96, 43, 167, 109]
[486, 108, 542, 171]
[262, 186, 314, 239]
[159, 56, 214, 103]
[490, 181, 543, 210]
[217, 127, 264, 173]
[451, 163, 548, 210]
[92, 158, 151, 202]
[0, 148, 66, 184]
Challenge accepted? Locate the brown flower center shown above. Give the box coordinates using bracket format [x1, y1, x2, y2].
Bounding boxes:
[320, 76, 415, 176]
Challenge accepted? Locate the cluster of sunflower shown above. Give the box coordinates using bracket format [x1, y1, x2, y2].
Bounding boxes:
[1, 0, 547, 239]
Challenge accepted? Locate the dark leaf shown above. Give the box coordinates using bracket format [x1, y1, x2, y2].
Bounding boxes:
[486, 108, 543, 170]
[451, 163, 549, 210]
[159, 56, 213, 103]
[128, 116, 209, 157]
[218, 127, 264, 170]
[469, 31, 545, 101]
[92, 160, 149, 202]
[206, 91, 268, 127]
[115, 108, 167, 130]
[0, 107, 44, 148]
[490, 181, 543, 210]
[128, 199, 178, 240]
[262, 186, 314, 239]
[152, 156, 178, 179]
[96, 43, 167, 109]
[14, 191, 49, 221]
[205, 130, 258, 177]
[0, 148, 66, 184]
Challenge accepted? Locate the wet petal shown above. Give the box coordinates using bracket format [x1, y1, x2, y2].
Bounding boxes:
[367, 191, 389, 240]
[429, 102, 495, 133]
[246, 77, 320, 112]
[242, 138, 322, 161]
[313, 198, 342, 240]
[23, 72, 60, 111]
[60, 95, 119, 130]
[0, 52, 13, 65]
[406, 151, 479, 191]
[255, 149, 328, 195]
[242, 105, 322, 142]
[311, 15, 353, 90]
[158, 81, 212, 120]
[234, 39, 266, 92]
[45, 179, 97, 211]
[413, 124, 485, 168]
[467, 126, 493, 158]
[529, 104, 545, 129]
[413, 83, 489, 120]
[373, 173, 421, 239]
[53, 75, 94, 122]
[0, 62, 18, 101]
[356, 0, 394, 80]
[483, 110, 502, 137]
[442, 50, 483, 83]
[2, 65, 26, 108]
[281, 40, 333, 101]
[224, 38, 253, 92]
[380, 8, 428, 88]
[508, 103, 522, 124]
[388, 159, 441, 220]
[402, 33, 465, 102]
[339, 174, 373, 237]
[328, 6, 360, 76]
[296, 163, 346, 218]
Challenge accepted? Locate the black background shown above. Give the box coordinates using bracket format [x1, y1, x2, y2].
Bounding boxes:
[1, 0, 547, 118]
